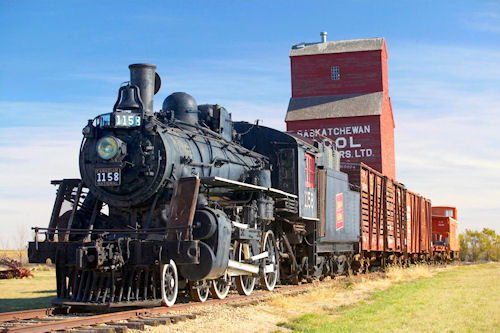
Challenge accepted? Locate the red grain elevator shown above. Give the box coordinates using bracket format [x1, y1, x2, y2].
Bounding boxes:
[285, 32, 396, 179]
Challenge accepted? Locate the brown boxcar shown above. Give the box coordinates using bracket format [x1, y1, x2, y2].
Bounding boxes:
[340, 163, 406, 265]
[341, 162, 432, 265]
[406, 190, 432, 257]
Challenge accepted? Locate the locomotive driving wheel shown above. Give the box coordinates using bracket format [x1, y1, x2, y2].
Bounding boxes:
[161, 260, 178, 307]
[235, 242, 256, 296]
[260, 230, 279, 291]
[210, 273, 231, 299]
[190, 280, 210, 302]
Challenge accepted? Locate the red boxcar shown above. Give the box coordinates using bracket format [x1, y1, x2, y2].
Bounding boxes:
[406, 190, 432, 259]
[432, 206, 459, 260]
[341, 162, 430, 266]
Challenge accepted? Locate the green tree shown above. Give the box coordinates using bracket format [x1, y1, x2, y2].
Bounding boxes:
[459, 233, 468, 261]
[494, 234, 500, 261]
[458, 229, 499, 262]
[480, 228, 496, 261]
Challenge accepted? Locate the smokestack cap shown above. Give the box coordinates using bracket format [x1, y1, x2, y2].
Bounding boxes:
[129, 63, 157, 70]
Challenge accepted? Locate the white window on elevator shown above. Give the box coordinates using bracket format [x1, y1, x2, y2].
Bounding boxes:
[331, 66, 340, 80]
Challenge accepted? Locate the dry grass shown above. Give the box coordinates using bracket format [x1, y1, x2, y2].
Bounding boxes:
[0, 250, 53, 272]
[386, 264, 434, 281]
[0, 250, 28, 264]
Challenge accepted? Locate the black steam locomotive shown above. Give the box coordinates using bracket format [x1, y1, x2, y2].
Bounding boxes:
[29, 64, 361, 308]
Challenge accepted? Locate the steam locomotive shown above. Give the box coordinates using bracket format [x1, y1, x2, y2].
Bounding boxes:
[28, 64, 442, 309]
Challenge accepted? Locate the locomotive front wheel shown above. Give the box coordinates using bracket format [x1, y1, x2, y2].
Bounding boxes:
[189, 280, 210, 302]
[210, 274, 231, 299]
[235, 243, 256, 296]
[260, 230, 279, 291]
[161, 260, 179, 307]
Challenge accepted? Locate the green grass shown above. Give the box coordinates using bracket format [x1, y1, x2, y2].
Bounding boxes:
[0, 270, 56, 312]
[280, 263, 500, 332]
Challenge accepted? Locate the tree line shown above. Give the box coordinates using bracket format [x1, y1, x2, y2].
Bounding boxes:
[459, 228, 500, 262]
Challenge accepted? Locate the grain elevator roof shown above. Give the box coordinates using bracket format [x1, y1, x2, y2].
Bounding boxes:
[290, 37, 385, 57]
[285, 92, 383, 122]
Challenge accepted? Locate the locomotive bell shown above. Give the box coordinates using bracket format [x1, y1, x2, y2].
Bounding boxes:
[114, 84, 142, 111]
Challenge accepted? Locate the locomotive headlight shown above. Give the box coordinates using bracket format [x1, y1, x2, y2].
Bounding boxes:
[96, 136, 119, 160]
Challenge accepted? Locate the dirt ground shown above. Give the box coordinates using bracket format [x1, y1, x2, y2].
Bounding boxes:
[135, 265, 436, 333]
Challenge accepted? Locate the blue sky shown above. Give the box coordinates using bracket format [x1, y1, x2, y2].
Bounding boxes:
[1, 1, 499, 248]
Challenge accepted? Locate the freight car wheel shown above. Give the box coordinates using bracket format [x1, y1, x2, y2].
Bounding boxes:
[235, 243, 256, 296]
[291, 275, 300, 285]
[260, 231, 279, 291]
[189, 280, 210, 302]
[210, 274, 230, 299]
[336, 255, 346, 275]
[161, 260, 178, 307]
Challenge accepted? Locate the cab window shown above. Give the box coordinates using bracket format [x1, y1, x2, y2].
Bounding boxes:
[305, 153, 315, 188]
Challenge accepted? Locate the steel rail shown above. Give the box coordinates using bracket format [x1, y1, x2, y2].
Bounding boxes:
[0, 308, 66, 323]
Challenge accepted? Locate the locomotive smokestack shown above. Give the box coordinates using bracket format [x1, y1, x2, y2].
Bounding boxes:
[320, 31, 327, 43]
[129, 63, 156, 115]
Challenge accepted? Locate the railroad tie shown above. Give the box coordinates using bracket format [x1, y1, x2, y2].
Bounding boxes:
[150, 315, 181, 324]
[104, 325, 129, 333]
[78, 327, 115, 333]
[150, 317, 172, 325]
[89, 326, 117, 333]
[136, 318, 160, 327]
[119, 321, 144, 330]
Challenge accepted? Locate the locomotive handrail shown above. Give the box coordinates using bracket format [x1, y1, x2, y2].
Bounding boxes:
[200, 176, 298, 199]
[32, 226, 194, 244]
[32, 226, 192, 233]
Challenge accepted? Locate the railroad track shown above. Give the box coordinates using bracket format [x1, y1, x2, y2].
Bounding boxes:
[1, 262, 462, 333]
[0, 279, 343, 333]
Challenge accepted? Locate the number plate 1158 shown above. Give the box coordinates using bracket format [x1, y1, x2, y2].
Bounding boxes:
[95, 167, 121, 186]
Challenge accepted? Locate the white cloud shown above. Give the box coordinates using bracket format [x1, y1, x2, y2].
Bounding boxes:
[391, 43, 500, 233]
[463, 5, 500, 34]
[393, 120, 500, 226]
[0, 126, 82, 249]
[0, 101, 110, 127]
